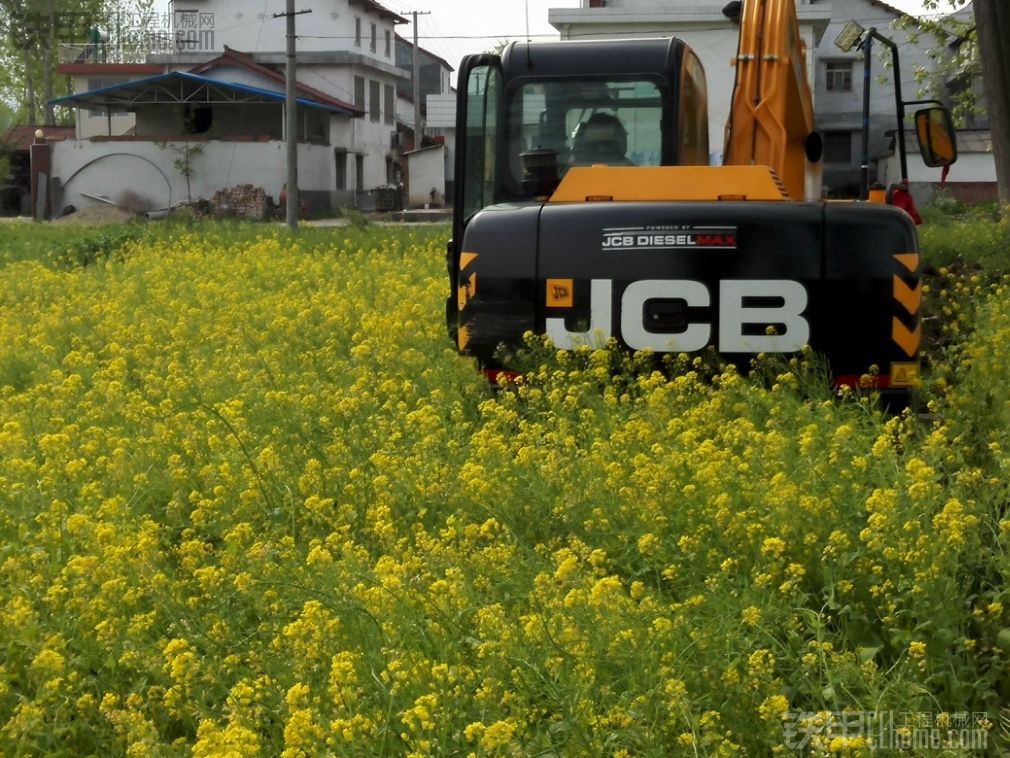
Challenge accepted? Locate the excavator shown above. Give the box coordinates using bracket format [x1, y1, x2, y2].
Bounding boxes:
[446, 0, 957, 398]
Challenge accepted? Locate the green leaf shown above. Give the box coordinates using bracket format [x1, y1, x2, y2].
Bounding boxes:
[857, 645, 882, 663]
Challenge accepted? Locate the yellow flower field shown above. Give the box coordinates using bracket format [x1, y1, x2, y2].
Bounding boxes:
[0, 220, 1008, 755]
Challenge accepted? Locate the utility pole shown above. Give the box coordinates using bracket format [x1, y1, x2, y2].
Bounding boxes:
[409, 10, 431, 151]
[275, 3, 312, 230]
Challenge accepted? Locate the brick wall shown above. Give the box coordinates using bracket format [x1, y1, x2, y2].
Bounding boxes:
[211, 184, 274, 220]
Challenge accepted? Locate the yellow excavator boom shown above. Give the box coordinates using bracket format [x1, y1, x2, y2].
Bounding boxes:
[724, 0, 819, 201]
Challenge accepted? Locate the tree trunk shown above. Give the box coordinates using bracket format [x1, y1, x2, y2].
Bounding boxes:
[43, 0, 56, 125]
[23, 49, 38, 126]
[973, 0, 1010, 208]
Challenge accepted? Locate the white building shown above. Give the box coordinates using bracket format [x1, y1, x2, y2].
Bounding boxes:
[394, 35, 455, 205]
[52, 0, 459, 213]
[51, 52, 364, 212]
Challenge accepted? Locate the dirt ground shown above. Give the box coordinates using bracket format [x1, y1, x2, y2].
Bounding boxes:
[52, 205, 136, 225]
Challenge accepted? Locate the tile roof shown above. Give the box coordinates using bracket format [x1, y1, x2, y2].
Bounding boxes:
[2, 126, 76, 151]
[867, 0, 909, 18]
[189, 47, 363, 116]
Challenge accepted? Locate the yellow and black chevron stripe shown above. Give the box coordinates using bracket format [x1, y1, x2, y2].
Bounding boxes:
[457, 252, 478, 352]
[892, 252, 922, 358]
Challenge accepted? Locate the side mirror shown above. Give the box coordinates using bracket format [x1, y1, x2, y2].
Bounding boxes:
[914, 106, 957, 168]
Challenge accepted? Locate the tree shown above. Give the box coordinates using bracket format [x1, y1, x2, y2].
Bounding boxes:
[161, 141, 205, 204]
[971, 0, 1010, 208]
[913, 0, 1010, 209]
[0, 0, 152, 127]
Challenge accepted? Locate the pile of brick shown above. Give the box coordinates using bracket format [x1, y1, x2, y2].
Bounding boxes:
[211, 185, 275, 220]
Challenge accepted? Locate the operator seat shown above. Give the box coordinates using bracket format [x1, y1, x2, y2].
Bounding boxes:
[570, 112, 634, 166]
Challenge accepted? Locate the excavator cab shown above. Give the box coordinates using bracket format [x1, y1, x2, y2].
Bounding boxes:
[452, 39, 709, 244]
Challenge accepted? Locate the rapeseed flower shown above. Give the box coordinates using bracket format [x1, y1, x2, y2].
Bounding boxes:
[0, 222, 1004, 754]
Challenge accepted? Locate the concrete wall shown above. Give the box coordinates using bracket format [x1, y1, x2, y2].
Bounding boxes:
[200, 64, 284, 93]
[880, 146, 997, 205]
[52, 139, 333, 212]
[406, 144, 446, 207]
[180, 0, 399, 59]
[877, 126, 997, 205]
[300, 63, 399, 191]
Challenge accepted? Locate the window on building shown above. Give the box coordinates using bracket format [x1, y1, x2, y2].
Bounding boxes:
[384, 84, 395, 125]
[356, 154, 365, 191]
[369, 79, 381, 122]
[370, 23, 377, 53]
[335, 149, 347, 190]
[825, 61, 853, 92]
[354, 16, 361, 47]
[385, 29, 391, 58]
[823, 130, 853, 163]
[354, 76, 365, 109]
[184, 105, 213, 134]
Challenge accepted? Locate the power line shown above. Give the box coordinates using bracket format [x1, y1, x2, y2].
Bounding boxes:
[296, 15, 932, 42]
[298, 33, 559, 40]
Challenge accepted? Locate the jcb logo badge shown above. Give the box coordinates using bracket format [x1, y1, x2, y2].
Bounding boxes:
[546, 279, 574, 308]
[545, 278, 810, 354]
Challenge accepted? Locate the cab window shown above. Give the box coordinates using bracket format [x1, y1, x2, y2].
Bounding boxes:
[506, 78, 663, 191]
[678, 50, 709, 165]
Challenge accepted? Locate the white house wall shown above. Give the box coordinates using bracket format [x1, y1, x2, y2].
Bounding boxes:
[52, 139, 332, 210]
[298, 64, 399, 190]
[174, 0, 399, 59]
[881, 149, 997, 186]
[406, 145, 446, 206]
[199, 64, 285, 93]
[293, 66, 360, 113]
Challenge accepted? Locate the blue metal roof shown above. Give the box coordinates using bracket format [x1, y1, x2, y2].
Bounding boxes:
[49, 71, 359, 116]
